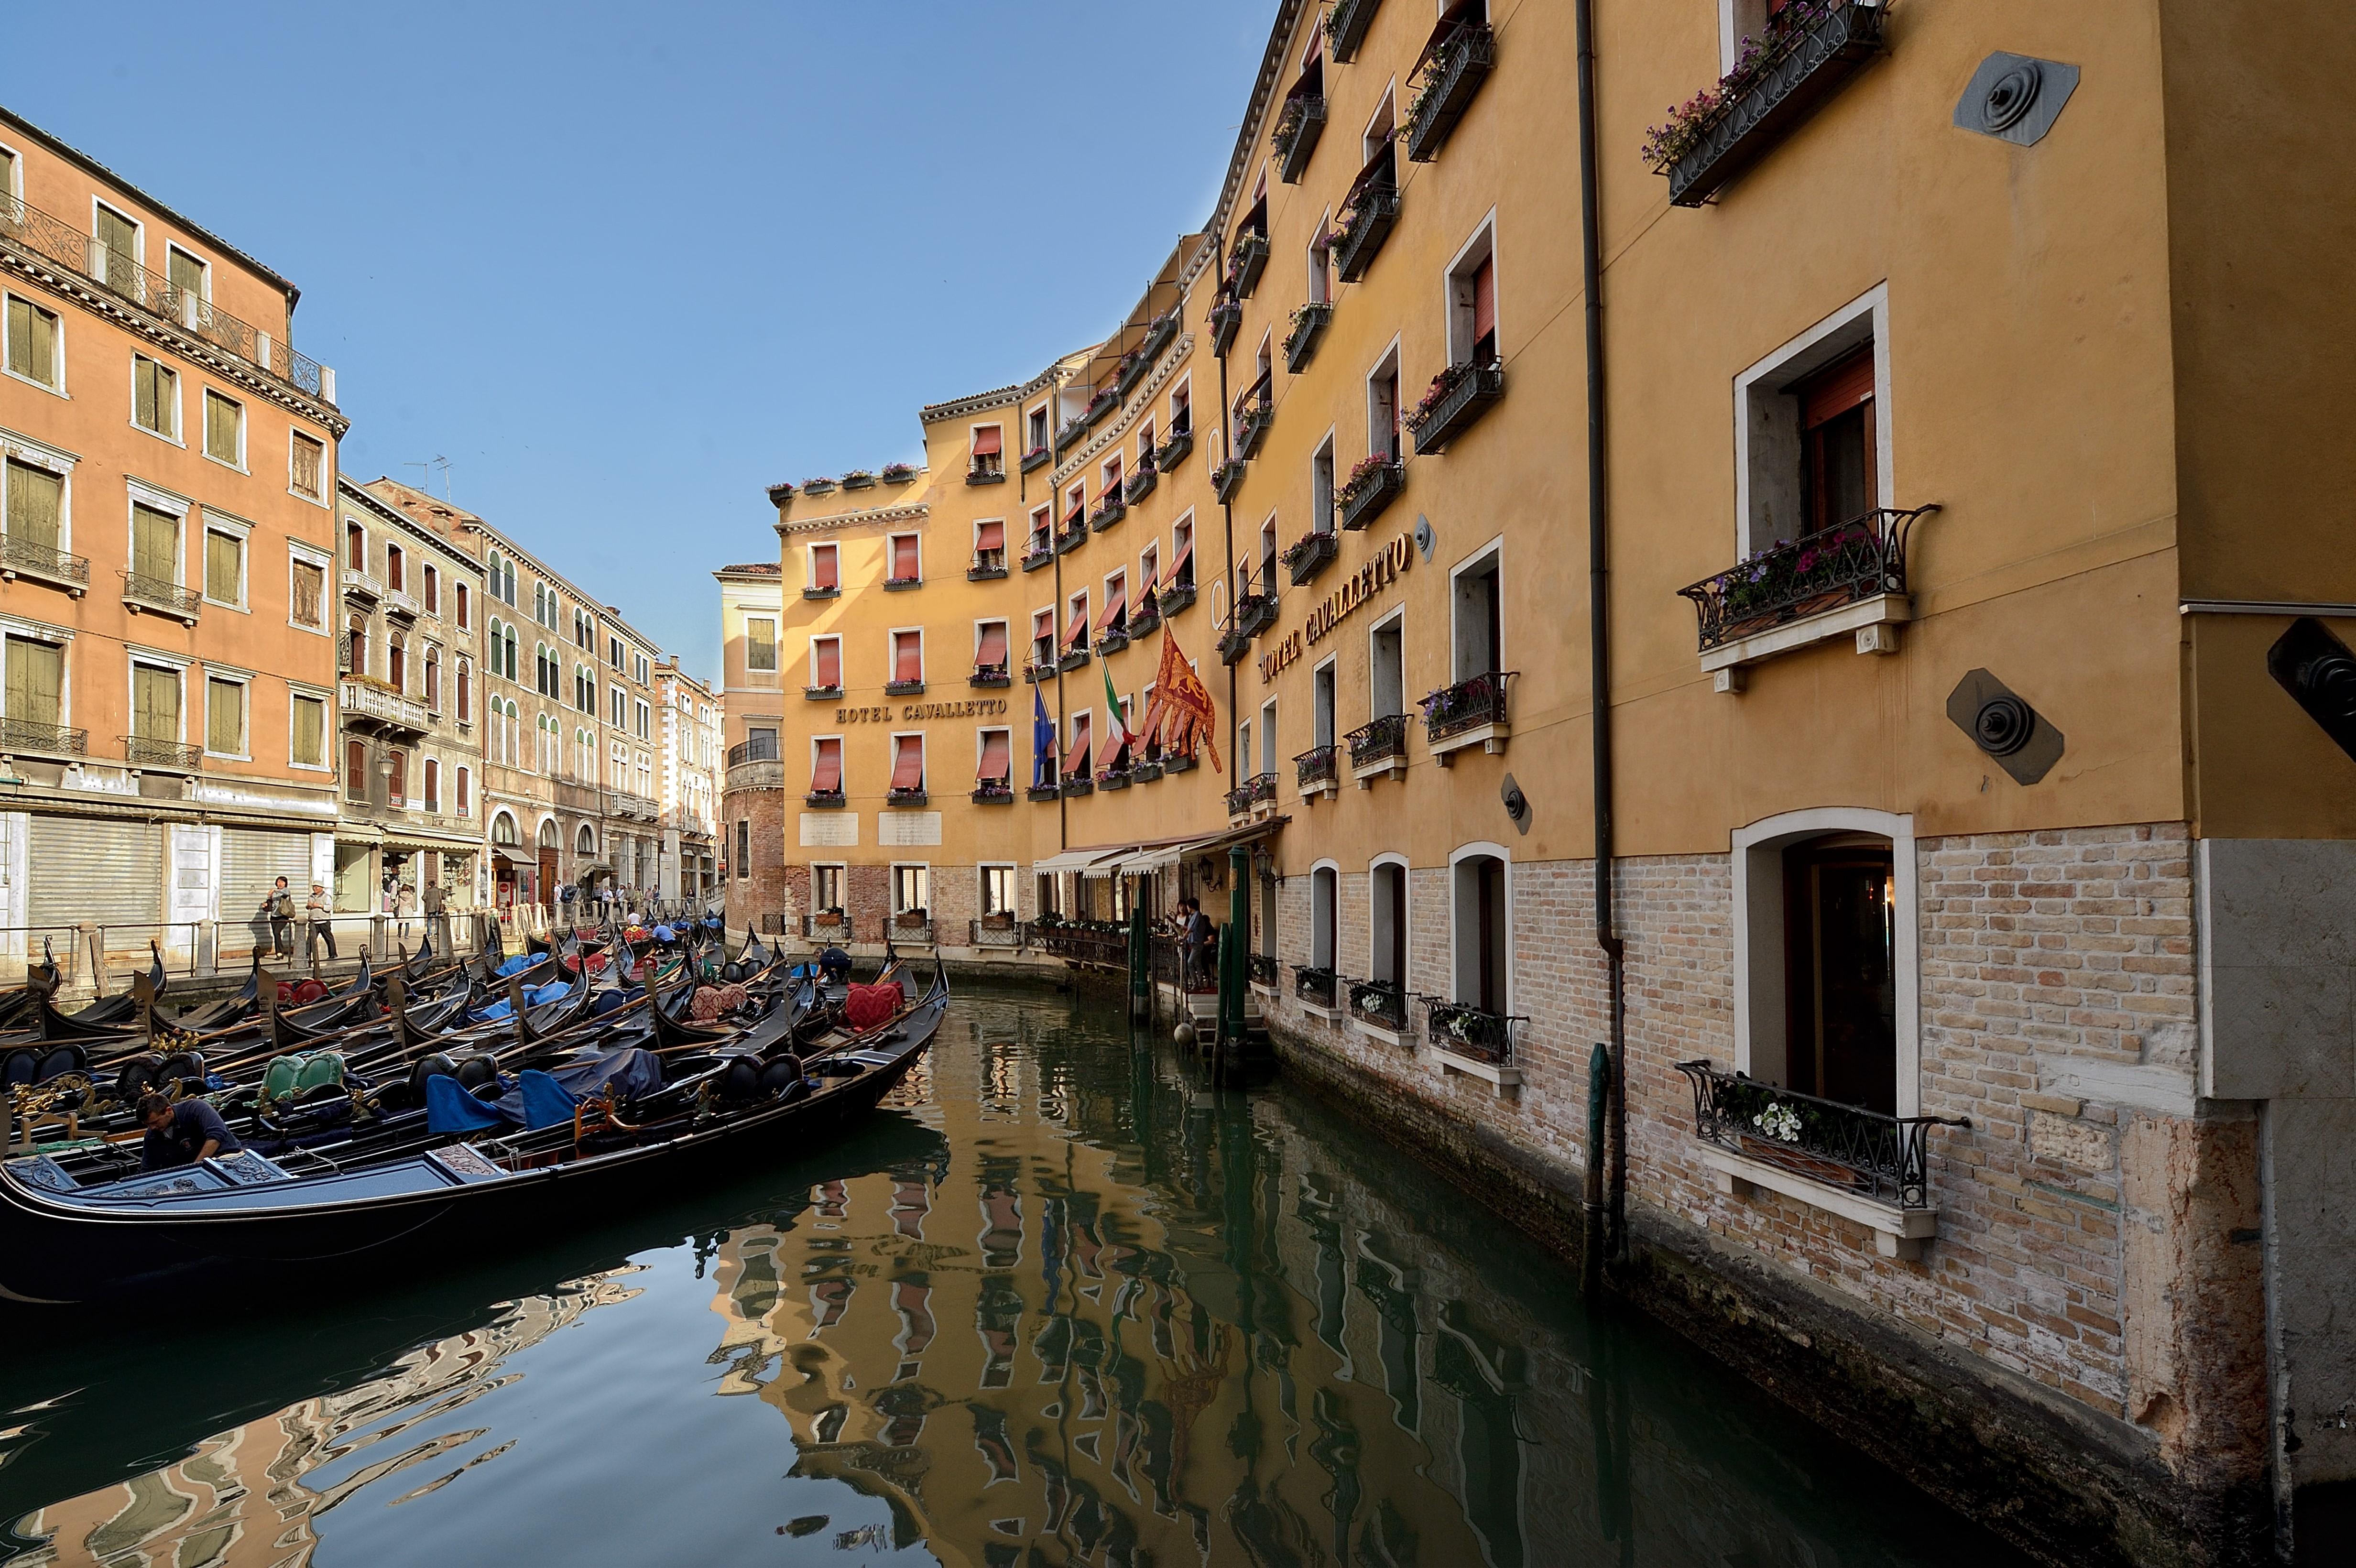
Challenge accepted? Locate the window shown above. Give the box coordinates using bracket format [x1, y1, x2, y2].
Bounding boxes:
[5, 635, 63, 731]
[205, 676, 247, 757]
[1030, 610, 1054, 668]
[973, 517, 1006, 574]
[0, 146, 14, 201]
[609, 686, 625, 726]
[389, 637, 408, 692]
[1795, 345, 1877, 537]
[425, 649, 442, 711]
[890, 734, 925, 797]
[811, 736, 844, 796]
[814, 864, 844, 910]
[456, 582, 471, 630]
[501, 623, 519, 682]
[981, 864, 1014, 916]
[1738, 288, 1887, 555]
[971, 425, 1003, 478]
[346, 738, 369, 800]
[976, 620, 1009, 675]
[1370, 610, 1404, 719]
[1314, 658, 1337, 747]
[1260, 698, 1278, 776]
[1451, 847, 1509, 1014]
[634, 698, 651, 739]
[1309, 218, 1333, 305]
[202, 390, 243, 467]
[386, 748, 408, 805]
[456, 659, 472, 724]
[385, 544, 405, 594]
[346, 615, 370, 678]
[457, 765, 472, 816]
[576, 727, 594, 779]
[284, 690, 324, 767]
[574, 664, 595, 712]
[1312, 865, 1338, 970]
[892, 864, 930, 915]
[608, 634, 624, 671]
[735, 821, 751, 880]
[1065, 590, 1089, 651]
[1369, 346, 1402, 462]
[424, 566, 440, 615]
[1312, 437, 1336, 534]
[132, 662, 181, 748]
[1170, 379, 1191, 436]
[888, 535, 920, 585]
[290, 556, 325, 629]
[1446, 224, 1499, 369]
[892, 630, 923, 686]
[1451, 544, 1503, 682]
[811, 635, 842, 691]
[131, 502, 179, 586]
[166, 245, 206, 303]
[1371, 856, 1409, 987]
[978, 728, 1012, 786]
[1027, 404, 1050, 455]
[4, 296, 59, 389]
[6, 459, 64, 553]
[93, 203, 140, 275]
[203, 528, 243, 607]
[1028, 505, 1051, 554]
[634, 651, 649, 685]
[425, 757, 441, 812]
[290, 433, 325, 501]
[133, 354, 177, 437]
[1172, 516, 1194, 586]
[809, 544, 839, 593]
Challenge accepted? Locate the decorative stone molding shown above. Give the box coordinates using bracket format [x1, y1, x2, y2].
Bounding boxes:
[774, 503, 930, 537]
[1052, 335, 1197, 486]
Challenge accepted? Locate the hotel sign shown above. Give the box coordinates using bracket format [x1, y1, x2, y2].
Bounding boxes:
[838, 697, 1011, 724]
[1259, 532, 1414, 683]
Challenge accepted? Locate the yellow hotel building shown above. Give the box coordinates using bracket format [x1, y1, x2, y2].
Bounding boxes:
[724, 2, 2356, 1560]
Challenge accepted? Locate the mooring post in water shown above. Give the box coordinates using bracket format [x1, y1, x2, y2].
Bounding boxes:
[1585, 1041, 1611, 1291]
[1128, 905, 1151, 1022]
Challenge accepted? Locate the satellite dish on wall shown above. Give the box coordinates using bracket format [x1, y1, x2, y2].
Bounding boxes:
[1501, 772, 1531, 835]
[1414, 515, 1436, 562]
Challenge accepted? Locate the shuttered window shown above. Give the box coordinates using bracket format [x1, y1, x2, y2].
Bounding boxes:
[811, 737, 842, 793]
[291, 433, 324, 500]
[972, 426, 1002, 457]
[203, 390, 241, 465]
[5, 297, 57, 387]
[5, 636, 62, 727]
[5, 460, 61, 551]
[133, 664, 179, 742]
[811, 545, 838, 590]
[94, 205, 138, 268]
[890, 537, 919, 581]
[814, 637, 841, 689]
[292, 693, 325, 766]
[979, 729, 1011, 783]
[167, 248, 205, 301]
[205, 529, 242, 604]
[425, 757, 440, 811]
[386, 749, 407, 805]
[290, 560, 325, 628]
[205, 677, 245, 755]
[893, 632, 922, 683]
[346, 739, 369, 799]
[1096, 579, 1126, 630]
[976, 622, 1008, 666]
[1471, 255, 1496, 358]
[134, 356, 177, 436]
[132, 505, 178, 582]
[891, 735, 925, 790]
[975, 518, 1004, 552]
[745, 617, 777, 672]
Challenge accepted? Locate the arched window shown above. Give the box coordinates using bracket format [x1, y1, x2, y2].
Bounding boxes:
[425, 648, 441, 712]
[1311, 864, 1338, 970]
[456, 658, 472, 724]
[1449, 845, 1510, 1015]
[576, 728, 593, 780]
[1370, 855, 1409, 989]
[388, 634, 406, 692]
[491, 809, 518, 846]
[537, 816, 560, 850]
[577, 823, 596, 856]
[346, 615, 369, 677]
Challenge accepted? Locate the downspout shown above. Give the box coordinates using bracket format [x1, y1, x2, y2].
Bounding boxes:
[1049, 373, 1070, 862]
[1573, 0, 1629, 1264]
[1215, 308, 1246, 984]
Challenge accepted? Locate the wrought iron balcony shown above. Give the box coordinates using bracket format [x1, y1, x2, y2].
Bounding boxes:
[1226, 230, 1269, 299]
[1249, 953, 1277, 987]
[1333, 184, 1399, 282]
[0, 191, 333, 402]
[1407, 361, 1505, 454]
[970, 662, 1011, 688]
[1295, 744, 1338, 792]
[1091, 495, 1126, 531]
[0, 719, 86, 757]
[1677, 507, 1936, 653]
[1296, 966, 1339, 1008]
[1339, 457, 1405, 530]
[971, 914, 1024, 945]
[340, 677, 430, 734]
[805, 913, 852, 939]
[117, 571, 201, 624]
[1349, 978, 1408, 1032]
[971, 781, 1014, 804]
[1212, 459, 1247, 504]
[1656, 1, 1887, 208]
[805, 788, 846, 809]
[1283, 530, 1338, 585]
[1157, 580, 1196, 616]
[1124, 467, 1156, 505]
[1275, 96, 1328, 184]
[1422, 670, 1513, 748]
[1210, 300, 1243, 358]
[727, 736, 780, 767]
[1325, 0, 1379, 61]
[885, 786, 929, 807]
[1225, 783, 1252, 817]
[803, 584, 839, 601]
[121, 735, 201, 771]
[0, 534, 89, 594]
[1284, 302, 1331, 373]
[1347, 713, 1410, 774]
[1156, 427, 1193, 470]
[1426, 1000, 1519, 1065]
[1404, 22, 1496, 163]
[969, 549, 1007, 581]
[884, 678, 925, 697]
[1022, 542, 1055, 573]
[1677, 1059, 1970, 1211]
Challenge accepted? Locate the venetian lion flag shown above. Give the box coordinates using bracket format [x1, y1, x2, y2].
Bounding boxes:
[1140, 624, 1223, 773]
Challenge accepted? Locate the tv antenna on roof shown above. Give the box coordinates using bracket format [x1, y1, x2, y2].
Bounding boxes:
[401, 457, 453, 501]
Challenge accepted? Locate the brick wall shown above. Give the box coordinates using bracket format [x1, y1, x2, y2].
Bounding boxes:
[721, 783, 791, 934]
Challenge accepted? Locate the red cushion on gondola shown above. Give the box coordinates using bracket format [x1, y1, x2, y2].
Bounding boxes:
[291, 980, 329, 1004]
[845, 983, 898, 1031]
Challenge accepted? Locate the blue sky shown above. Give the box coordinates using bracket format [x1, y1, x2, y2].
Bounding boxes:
[6, 0, 1279, 683]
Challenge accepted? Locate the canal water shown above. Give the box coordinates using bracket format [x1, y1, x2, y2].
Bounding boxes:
[0, 986, 2033, 1567]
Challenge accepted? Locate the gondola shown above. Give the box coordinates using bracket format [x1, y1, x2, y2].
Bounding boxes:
[0, 959, 947, 1303]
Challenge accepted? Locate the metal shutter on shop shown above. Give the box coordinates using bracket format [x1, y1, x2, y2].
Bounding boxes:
[219, 828, 315, 928]
[27, 815, 161, 929]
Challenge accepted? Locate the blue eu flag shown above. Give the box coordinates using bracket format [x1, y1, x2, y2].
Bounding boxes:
[1032, 687, 1054, 787]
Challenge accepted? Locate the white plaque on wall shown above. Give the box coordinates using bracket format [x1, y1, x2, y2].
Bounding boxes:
[800, 814, 860, 848]
[876, 812, 943, 847]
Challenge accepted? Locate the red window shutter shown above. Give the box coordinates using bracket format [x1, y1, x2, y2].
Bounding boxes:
[1798, 346, 1876, 429]
[1471, 257, 1496, 343]
[1170, 534, 1193, 575]
[816, 639, 840, 687]
[894, 633, 922, 683]
[975, 519, 1005, 552]
[891, 737, 924, 790]
[1033, 612, 1053, 644]
[814, 547, 838, 589]
[979, 730, 1011, 782]
[1064, 721, 1091, 773]
[973, 426, 1002, 457]
[977, 622, 1008, 664]
[1097, 583, 1125, 630]
[812, 739, 842, 792]
[894, 538, 918, 578]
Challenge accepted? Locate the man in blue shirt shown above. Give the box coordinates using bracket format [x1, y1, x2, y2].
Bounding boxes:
[139, 1094, 242, 1171]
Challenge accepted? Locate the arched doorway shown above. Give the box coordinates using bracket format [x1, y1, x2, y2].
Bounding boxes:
[490, 811, 519, 907]
[536, 817, 561, 908]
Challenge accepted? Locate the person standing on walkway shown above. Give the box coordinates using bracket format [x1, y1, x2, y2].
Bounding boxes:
[265, 877, 296, 960]
[423, 880, 449, 956]
[306, 882, 338, 959]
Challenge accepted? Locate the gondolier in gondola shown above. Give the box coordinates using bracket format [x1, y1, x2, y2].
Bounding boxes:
[138, 1094, 242, 1171]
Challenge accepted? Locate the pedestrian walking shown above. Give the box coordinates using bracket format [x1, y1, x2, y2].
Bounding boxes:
[305, 882, 338, 960]
[395, 882, 418, 946]
[423, 881, 449, 957]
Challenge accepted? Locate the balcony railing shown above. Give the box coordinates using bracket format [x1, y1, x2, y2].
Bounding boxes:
[1033, 922, 1125, 969]
[1295, 966, 1339, 1008]
[1348, 978, 1408, 1032]
[804, 913, 852, 941]
[1404, 22, 1496, 163]
[0, 192, 332, 402]
[340, 677, 430, 733]
[1338, 457, 1405, 531]
[1156, 427, 1193, 471]
[122, 735, 201, 771]
[1407, 361, 1505, 454]
[1333, 174, 1400, 283]
[1347, 713, 1410, 773]
[1325, 0, 1380, 61]
[381, 587, 420, 621]
[1276, 95, 1328, 183]
[1249, 953, 1278, 987]
[1677, 1059, 1971, 1211]
[970, 549, 1008, 581]
[970, 662, 1011, 688]
[1295, 745, 1338, 791]
[1677, 507, 1935, 653]
[1284, 302, 1331, 373]
[1422, 670, 1513, 745]
[0, 719, 86, 757]
[728, 736, 781, 767]
[1426, 1000, 1519, 1066]
[339, 566, 382, 602]
[1283, 530, 1338, 585]
[0, 534, 90, 593]
[1226, 230, 1269, 299]
[726, 758, 783, 791]
[1226, 772, 1277, 818]
[121, 571, 201, 623]
[1210, 300, 1243, 358]
[610, 791, 661, 822]
[971, 915, 1024, 946]
[971, 780, 1014, 804]
[1231, 377, 1274, 459]
[1654, 1, 1888, 208]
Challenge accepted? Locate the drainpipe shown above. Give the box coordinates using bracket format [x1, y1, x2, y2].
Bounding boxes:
[1574, 0, 1629, 1264]
[1049, 371, 1070, 864]
[1216, 314, 1244, 979]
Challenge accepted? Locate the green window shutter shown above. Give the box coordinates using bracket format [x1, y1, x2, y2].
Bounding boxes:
[206, 678, 242, 754]
[131, 504, 177, 581]
[205, 530, 241, 603]
[167, 249, 204, 300]
[95, 206, 138, 263]
[6, 461, 62, 551]
[292, 694, 323, 765]
[134, 357, 176, 435]
[6, 298, 54, 385]
[204, 392, 240, 464]
[5, 637, 62, 727]
[133, 664, 179, 742]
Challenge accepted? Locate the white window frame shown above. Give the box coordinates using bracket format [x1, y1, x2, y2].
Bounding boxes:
[1442, 211, 1500, 367]
[891, 861, 931, 916]
[1445, 840, 1513, 1012]
[202, 667, 252, 761]
[287, 427, 328, 506]
[809, 633, 843, 691]
[1732, 283, 1893, 559]
[1366, 337, 1404, 464]
[887, 625, 926, 686]
[125, 480, 191, 586]
[806, 541, 838, 592]
[0, 433, 76, 555]
[979, 860, 1017, 918]
[0, 614, 77, 740]
[1310, 859, 1340, 971]
[887, 532, 922, 585]
[90, 199, 143, 263]
[129, 350, 182, 445]
[810, 733, 845, 795]
[1168, 375, 1193, 436]
[200, 387, 246, 472]
[1448, 534, 1507, 683]
[0, 141, 20, 202]
[1369, 850, 1411, 989]
[2, 291, 66, 397]
[288, 680, 331, 772]
[198, 508, 251, 612]
[888, 730, 926, 795]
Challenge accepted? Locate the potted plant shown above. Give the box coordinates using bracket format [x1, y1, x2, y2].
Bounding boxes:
[881, 462, 917, 482]
[802, 477, 837, 495]
[812, 908, 844, 927]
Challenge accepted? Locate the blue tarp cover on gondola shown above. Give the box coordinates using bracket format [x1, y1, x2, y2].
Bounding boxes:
[494, 955, 540, 977]
[426, 1048, 665, 1134]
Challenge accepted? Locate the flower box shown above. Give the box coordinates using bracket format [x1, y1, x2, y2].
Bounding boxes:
[982, 912, 1017, 929]
[1420, 670, 1514, 761]
[1347, 713, 1410, 779]
[1213, 459, 1247, 503]
[895, 911, 929, 929]
[966, 467, 1006, 487]
[880, 463, 918, 482]
[884, 678, 925, 697]
[812, 911, 844, 928]
[1164, 754, 1197, 775]
[1099, 768, 1132, 791]
[883, 574, 922, 591]
[1022, 445, 1052, 473]
[1295, 745, 1339, 792]
[1099, 626, 1130, 655]
[1132, 759, 1164, 783]
[804, 684, 843, 701]
[970, 664, 1012, 688]
[1124, 468, 1157, 505]
[1676, 507, 1931, 656]
[1284, 302, 1331, 372]
[1217, 627, 1251, 667]
[1128, 600, 1161, 635]
[1407, 362, 1505, 455]
[801, 479, 837, 496]
[1235, 593, 1278, 640]
[1060, 775, 1093, 798]
[1091, 496, 1127, 531]
[1025, 661, 1053, 684]
[885, 787, 929, 807]
[1055, 418, 1090, 450]
[1210, 301, 1243, 358]
[969, 554, 1008, 582]
[1022, 545, 1055, 573]
[1232, 402, 1271, 460]
[1295, 966, 1339, 1008]
[1057, 645, 1091, 673]
[1157, 581, 1196, 616]
[1057, 523, 1089, 555]
[765, 482, 795, 507]
[1283, 530, 1338, 585]
[1275, 95, 1328, 184]
[841, 472, 876, 490]
[1226, 230, 1269, 299]
[1333, 185, 1399, 282]
[1647, 1, 1887, 209]
[1338, 457, 1405, 530]
[805, 789, 846, 809]
[1325, 0, 1379, 62]
[1156, 428, 1193, 471]
[1026, 783, 1061, 802]
[803, 584, 840, 601]
[1404, 23, 1496, 163]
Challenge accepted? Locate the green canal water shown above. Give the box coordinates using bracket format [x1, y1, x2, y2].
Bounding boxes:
[0, 986, 2033, 1566]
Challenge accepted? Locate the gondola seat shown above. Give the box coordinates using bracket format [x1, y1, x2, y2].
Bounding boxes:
[844, 985, 899, 1031]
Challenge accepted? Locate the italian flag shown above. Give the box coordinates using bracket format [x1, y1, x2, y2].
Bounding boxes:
[1101, 664, 1133, 754]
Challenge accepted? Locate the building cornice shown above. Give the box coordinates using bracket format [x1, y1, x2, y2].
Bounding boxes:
[774, 502, 930, 537]
[1201, 0, 1311, 261]
[335, 478, 486, 575]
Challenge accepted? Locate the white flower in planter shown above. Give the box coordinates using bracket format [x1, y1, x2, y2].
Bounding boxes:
[1754, 1102, 1803, 1143]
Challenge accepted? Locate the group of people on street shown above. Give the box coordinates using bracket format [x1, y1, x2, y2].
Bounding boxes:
[256, 875, 451, 963]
